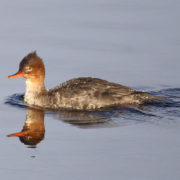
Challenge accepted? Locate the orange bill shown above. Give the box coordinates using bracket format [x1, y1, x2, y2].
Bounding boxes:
[7, 131, 26, 137]
[7, 71, 24, 79]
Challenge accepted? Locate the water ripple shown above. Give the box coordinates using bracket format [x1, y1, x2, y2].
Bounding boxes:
[5, 93, 26, 109]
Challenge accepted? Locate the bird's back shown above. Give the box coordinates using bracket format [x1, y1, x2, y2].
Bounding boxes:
[48, 77, 141, 110]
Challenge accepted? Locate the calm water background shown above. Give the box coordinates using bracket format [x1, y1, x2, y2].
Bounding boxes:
[0, 0, 180, 180]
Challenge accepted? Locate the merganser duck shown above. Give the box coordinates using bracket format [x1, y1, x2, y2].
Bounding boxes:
[8, 52, 161, 110]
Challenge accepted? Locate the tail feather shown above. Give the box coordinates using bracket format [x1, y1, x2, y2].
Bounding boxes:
[133, 91, 164, 103]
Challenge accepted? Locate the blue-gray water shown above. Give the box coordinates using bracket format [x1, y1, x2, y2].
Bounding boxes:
[0, 0, 180, 180]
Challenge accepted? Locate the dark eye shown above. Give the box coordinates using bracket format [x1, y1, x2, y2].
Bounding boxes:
[25, 66, 32, 73]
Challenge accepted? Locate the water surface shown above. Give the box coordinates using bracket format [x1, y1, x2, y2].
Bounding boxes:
[0, 0, 180, 180]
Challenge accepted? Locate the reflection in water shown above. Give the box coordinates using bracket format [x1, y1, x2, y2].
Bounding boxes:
[7, 107, 111, 147]
[54, 110, 110, 126]
[7, 108, 45, 147]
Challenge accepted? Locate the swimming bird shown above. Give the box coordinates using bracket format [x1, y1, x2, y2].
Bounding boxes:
[8, 52, 161, 110]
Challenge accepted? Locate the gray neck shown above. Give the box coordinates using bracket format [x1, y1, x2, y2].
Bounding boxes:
[24, 79, 46, 105]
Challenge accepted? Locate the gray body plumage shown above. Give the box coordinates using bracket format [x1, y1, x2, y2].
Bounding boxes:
[27, 77, 159, 110]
